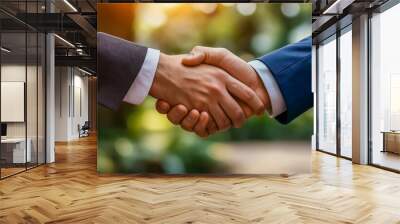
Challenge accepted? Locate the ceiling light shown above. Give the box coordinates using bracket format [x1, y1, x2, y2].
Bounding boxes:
[78, 67, 92, 76]
[63, 0, 78, 12]
[1, 47, 11, 53]
[323, 0, 341, 14]
[322, 0, 354, 15]
[54, 34, 75, 48]
[76, 48, 85, 55]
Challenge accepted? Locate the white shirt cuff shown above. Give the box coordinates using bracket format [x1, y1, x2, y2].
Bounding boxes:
[248, 60, 287, 117]
[123, 48, 160, 105]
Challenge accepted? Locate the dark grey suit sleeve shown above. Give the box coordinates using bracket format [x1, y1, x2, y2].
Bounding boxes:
[97, 32, 148, 110]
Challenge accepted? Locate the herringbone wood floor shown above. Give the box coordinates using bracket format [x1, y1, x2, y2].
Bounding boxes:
[1, 135, 400, 224]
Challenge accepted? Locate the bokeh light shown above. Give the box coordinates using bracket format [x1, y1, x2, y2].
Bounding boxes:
[141, 133, 171, 155]
[194, 3, 218, 14]
[114, 138, 137, 158]
[138, 5, 167, 29]
[236, 3, 257, 16]
[281, 3, 300, 18]
[251, 33, 274, 54]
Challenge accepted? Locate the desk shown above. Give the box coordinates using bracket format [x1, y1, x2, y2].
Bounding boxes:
[1, 138, 31, 163]
[382, 131, 400, 154]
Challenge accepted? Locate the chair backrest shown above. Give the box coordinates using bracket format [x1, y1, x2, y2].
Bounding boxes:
[82, 121, 90, 129]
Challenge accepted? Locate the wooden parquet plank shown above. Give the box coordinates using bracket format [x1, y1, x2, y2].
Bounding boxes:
[1, 135, 400, 223]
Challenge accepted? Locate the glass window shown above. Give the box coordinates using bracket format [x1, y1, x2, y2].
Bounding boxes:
[317, 36, 337, 154]
[371, 3, 400, 171]
[339, 28, 352, 158]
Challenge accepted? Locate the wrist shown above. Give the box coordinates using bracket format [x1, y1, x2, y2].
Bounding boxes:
[249, 68, 272, 114]
[149, 53, 169, 99]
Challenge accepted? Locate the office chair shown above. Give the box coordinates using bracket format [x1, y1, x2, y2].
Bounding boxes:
[78, 121, 90, 138]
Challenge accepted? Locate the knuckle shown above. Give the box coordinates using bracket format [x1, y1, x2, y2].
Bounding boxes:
[187, 115, 197, 124]
[231, 81, 240, 89]
[191, 110, 200, 117]
[257, 103, 265, 113]
[177, 105, 188, 114]
[156, 101, 168, 113]
[209, 84, 222, 96]
[185, 116, 193, 123]
[243, 90, 253, 101]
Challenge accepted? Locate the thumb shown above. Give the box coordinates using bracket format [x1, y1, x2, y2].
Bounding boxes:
[155, 99, 171, 114]
[181, 52, 205, 66]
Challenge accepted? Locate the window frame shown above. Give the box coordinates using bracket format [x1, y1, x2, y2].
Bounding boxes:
[367, 0, 400, 173]
[315, 23, 353, 160]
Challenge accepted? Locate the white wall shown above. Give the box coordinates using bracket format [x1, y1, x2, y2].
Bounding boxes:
[54, 67, 89, 141]
[55, 66, 70, 141]
[72, 73, 89, 138]
[1, 65, 26, 142]
[1, 65, 35, 138]
[1, 63, 46, 164]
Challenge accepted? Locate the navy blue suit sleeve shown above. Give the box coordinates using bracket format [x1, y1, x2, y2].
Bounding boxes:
[257, 37, 312, 124]
[97, 32, 148, 110]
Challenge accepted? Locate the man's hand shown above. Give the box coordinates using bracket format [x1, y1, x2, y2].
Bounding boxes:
[150, 53, 265, 131]
[156, 101, 211, 137]
[183, 47, 270, 108]
[156, 47, 271, 137]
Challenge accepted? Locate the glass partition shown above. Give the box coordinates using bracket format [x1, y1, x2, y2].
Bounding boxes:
[0, 2, 46, 179]
[317, 36, 337, 154]
[1, 30, 28, 177]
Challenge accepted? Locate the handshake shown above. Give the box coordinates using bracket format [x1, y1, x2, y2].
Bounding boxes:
[149, 46, 271, 138]
[99, 33, 311, 131]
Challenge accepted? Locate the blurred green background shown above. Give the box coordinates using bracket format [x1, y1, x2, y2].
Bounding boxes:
[98, 3, 312, 174]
